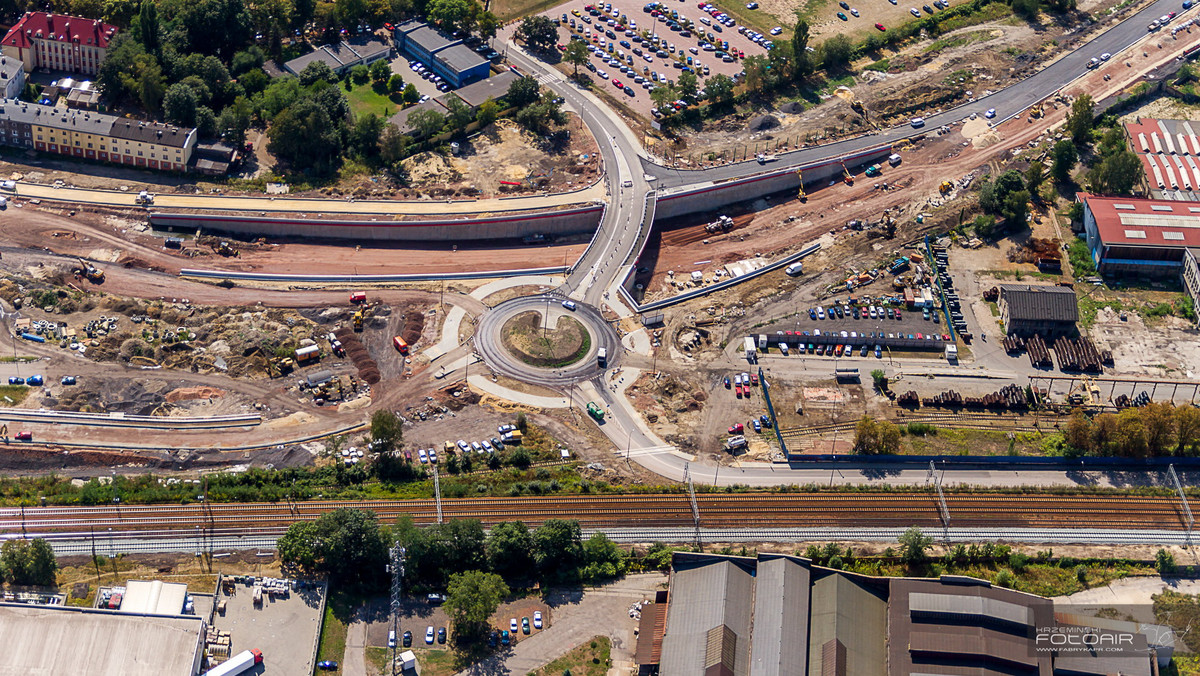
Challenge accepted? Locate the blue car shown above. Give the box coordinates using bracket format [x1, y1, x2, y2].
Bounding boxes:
[809, 308, 817, 319]
[318, 661, 339, 670]
[7, 377, 23, 385]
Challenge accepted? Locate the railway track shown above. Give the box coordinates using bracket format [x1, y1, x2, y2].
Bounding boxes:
[0, 493, 1186, 537]
[777, 412, 1070, 440]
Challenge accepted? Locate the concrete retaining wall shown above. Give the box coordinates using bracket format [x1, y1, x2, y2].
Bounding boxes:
[654, 145, 893, 220]
[149, 205, 604, 241]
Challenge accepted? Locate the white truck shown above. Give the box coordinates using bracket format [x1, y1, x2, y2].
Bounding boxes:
[204, 649, 262, 676]
[744, 336, 757, 363]
[135, 190, 154, 205]
[945, 344, 958, 362]
[597, 347, 607, 367]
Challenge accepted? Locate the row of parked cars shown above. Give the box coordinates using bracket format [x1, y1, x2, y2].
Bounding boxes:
[809, 304, 904, 321]
[489, 612, 543, 647]
[408, 60, 453, 92]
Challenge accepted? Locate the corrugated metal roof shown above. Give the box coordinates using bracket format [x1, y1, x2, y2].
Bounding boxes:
[660, 557, 755, 676]
[807, 572, 887, 676]
[634, 600, 667, 665]
[908, 630, 1038, 668]
[999, 284, 1079, 324]
[909, 592, 1033, 627]
[749, 555, 809, 676]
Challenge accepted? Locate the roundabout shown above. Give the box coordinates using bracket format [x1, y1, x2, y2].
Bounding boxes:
[475, 295, 621, 388]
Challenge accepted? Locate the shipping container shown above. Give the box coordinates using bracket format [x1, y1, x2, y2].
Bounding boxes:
[294, 345, 320, 363]
[392, 336, 409, 354]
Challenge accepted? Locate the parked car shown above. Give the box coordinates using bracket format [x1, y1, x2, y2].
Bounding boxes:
[522, 617, 531, 634]
[426, 626, 435, 644]
[533, 611, 543, 629]
[438, 627, 447, 644]
[13, 432, 30, 441]
[729, 422, 745, 434]
[403, 631, 413, 647]
[318, 661, 339, 670]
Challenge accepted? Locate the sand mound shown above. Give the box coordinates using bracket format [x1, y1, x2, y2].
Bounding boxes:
[165, 386, 226, 403]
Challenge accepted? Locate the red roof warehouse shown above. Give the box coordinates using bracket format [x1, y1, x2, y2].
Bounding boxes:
[1, 12, 118, 76]
[1080, 193, 1200, 277]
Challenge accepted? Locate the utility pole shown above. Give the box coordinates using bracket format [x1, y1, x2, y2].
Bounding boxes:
[388, 545, 406, 676]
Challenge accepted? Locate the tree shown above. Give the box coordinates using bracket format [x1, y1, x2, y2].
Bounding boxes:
[476, 98, 500, 128]
[267, 97, 344, 174]
[1012, 0, 1038, 19]
[821, 34, 854, 71]
[277, 508, 388, 589]
[1156, 548, 1177, 575]
[408, 107, 445, 138]
[870, 369, 887, 390]
[402, 83, 420, 104]
[581, 533, 626, 582]
[369, 57, 392, 84]
[516, 15, 558, 53]
[486, 521, 535, 578]
[25, 539, 57, 586]
[514, 95, 565, 135]
[898, 526, 932, 564]
[164, 82, 199, 126]
[387, 73, 405, 95]
[705, 73, 735, 105]
[195, 105, 217, 137]
[336, 0, 369, 27]
[1064, 409, 1093, 456]
[350, 64, 370, 85]
[564, 39, 589, 77]
[650, 84, 679, 110]
[476, 10, 499, 40]
[136, 55, 166, 116]
[534, 519, 583, 580]
[446, 96, 473, 130]
[445, 570, 509, 639]
[742, 54, 769, 93]
[1066, 94, 1094, 147]
[790, 15, 814, 80]
[1142, 402, 1176, 457]
[676, 71, 699, 101]
[232, 46, 266, 75]
[299, 60, 337, 86]
[1026, 160, 1045, 197]
[176, 0, 253, 59]
[1088, 149, 1143, 196]
[507, 75, 541, 107]
[1114, 408, 1149, 458]
[216, 96, 252, 146]
[379, 124, 408, 166]
[1051, 139, 1078, 184]
[974, 214, 997, 239]
[1176, 405, 1200, 455]
[427, 0, 476, 33]
[137, 0, 159, 53]
[369, 409, 403, 453]
[854, 417, 899, 454]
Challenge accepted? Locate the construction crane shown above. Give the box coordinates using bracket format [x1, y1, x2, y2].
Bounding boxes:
[74, 258, 104, 283]
[796, 169, 807, 202]
[842, 162, 853, 186]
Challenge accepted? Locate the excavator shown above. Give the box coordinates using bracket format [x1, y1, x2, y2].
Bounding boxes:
[213, 241, 239, 257]
[268, 357, 295, 377]
[796, 169, 807, 203]
[74, 258, 105, 283]
[353, 304, 371, 331]
[842, 162, 853, 186]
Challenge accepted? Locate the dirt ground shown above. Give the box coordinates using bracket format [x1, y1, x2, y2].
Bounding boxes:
[402, 115, 601, 197]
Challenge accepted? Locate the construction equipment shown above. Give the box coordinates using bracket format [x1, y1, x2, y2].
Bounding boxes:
[353, 307, 367, 331]
[74, 258, 104, 283]
[864, 164, 882, 178]
[850, 99, 866, 116]
[842, 162, 853, 185]
[135, 190, 154, 205]
[796, 169, 806, 202]
[1029, 103, 1044, 119]
[704, 215, 734, 234]
[213, 241, 239, 257]
[939, 181, 953, 194]
[269, 357, 295, 376]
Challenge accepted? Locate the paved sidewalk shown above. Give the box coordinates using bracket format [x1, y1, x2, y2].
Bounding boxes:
[343, 610, 368, 676]
[455, 573, 666, 676]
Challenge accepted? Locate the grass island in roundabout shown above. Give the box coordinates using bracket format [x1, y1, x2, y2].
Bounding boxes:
[500, 310, 592, 369]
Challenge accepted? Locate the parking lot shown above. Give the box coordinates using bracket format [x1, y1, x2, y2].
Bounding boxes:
[762, 300, 953, 357]
[211, 577, 326, 676]
[539, 0, 776, 118]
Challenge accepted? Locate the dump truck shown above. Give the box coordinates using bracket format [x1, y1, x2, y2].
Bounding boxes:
[586, 402, 605, 421]
[888, 256, 911, 274]
[864, 164, 882, 177]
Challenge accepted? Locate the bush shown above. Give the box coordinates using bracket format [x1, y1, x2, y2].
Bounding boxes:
[906, 422, 938, 436]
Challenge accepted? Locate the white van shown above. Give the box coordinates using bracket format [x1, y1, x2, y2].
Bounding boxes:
[785, 262, 804, 276]
[389, 630, 397, 648]
[910, 117, 925, 128]
[888, 153, 902, 167]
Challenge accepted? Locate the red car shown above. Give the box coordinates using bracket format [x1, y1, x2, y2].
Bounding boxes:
[728, 423, 745, 435]
[612, 78, 623, 87]
[14, 431, 32, 441]
[735, 385, 743, 398]
[558, 43, 566, 51]
[875, 22, 886, 30]
[749, 373, 759, 386]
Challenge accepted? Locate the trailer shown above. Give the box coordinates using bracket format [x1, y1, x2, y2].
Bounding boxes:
[744, 336, 757, 363]
[294, 345, 320, 363]
[204, 649, 263, 676]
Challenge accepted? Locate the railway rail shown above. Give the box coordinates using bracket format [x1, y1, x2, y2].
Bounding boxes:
[0, 493, 1186, 538]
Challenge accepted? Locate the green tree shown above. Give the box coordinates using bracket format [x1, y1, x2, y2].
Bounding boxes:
[176, 0, 253, 59]
[407, 107, 445, 138]
[369, 409, 403, 453]
[426, 0, 476, 33]
[215, 96, 253, 147]
[379, 123, 408, 165]
[0, 540, 30, 584]
[476, 98, 500, 127]
[486, 521, 535, 578]
[1012, 0, 1038, 19]
[1064, 409, 1094, 456]
[350, 64, 370, 84]
[299, 60, 337, 86]
[137, 0, 159, 53]
[1066, 94, 1094, 147]
[1088, 148, 1143, 196]
[870, 369, 886, 390]
[1026, 160, 1045, 197]
[704, 73, 735, 105]
[387, 73, 405, 95]
[25, 539, 57, 586]
[476, 10, 499, 40]
[821, 34, 854, 71]
[402, 82, 420, 104]
[516, 15, 558, 52]
[564, 39, 589, 77]
[878, 420, 902, 454]
[369, 58, 392, 84]
[232, 46, 266, 75]
[277, 508, 387, 588]
[741, 54, 769, 93]
[1156, 548, 1177, 575]
[446, 96, 473, 130]
[267, 97, 344, 174]
[581, 532, 626, 582]
[1176, 405, 1200, 455]
[973, 214, 996, 238]
[136, 55, 166, 116]
[1051, 139, 1078, 184]
[650, 84, 679, 110]
[790, 15, 814, 80]
[676, 71, 699, 101]
[164, 82, 199, 126]
[514, 95, 565, 135]
[445, 570, 509, 639]
[507, 75, 541, 107]
[898, 526, 932, 564]
[534, 519, 583, 580]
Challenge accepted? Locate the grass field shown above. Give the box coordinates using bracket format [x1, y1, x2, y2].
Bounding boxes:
[530, 636, 612, 676]
[346, 82, 404, 120]
[313, 589, 354, 675]
[0, 385, 33, 406]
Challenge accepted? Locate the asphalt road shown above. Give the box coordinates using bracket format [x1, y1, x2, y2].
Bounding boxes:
[643, 0, 1198, 188]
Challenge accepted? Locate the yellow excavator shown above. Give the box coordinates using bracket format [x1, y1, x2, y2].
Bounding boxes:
[213, 241, 239, 257]
[796, 169, 806, 202]
[353, 305, 370, 331]
[74, 258, 105, 283]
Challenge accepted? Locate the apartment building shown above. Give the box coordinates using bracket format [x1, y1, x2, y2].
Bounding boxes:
[1, 12, 118, 76]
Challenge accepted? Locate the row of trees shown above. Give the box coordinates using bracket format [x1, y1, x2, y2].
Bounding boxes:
[1063, 403, 1200, 458]
[853, 416, 903, 455]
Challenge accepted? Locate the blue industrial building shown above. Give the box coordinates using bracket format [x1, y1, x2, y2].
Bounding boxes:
[394, 21, 490, 88]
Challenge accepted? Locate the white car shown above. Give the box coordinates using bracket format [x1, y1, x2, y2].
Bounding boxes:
[911, 7, 921, 15]
[510, 618, 519, 632]
[562, 300, 577, 310]
[418, 449, 429, 463]
[985, 108, 996, 118]
[850, 8, 859, 15]
[426, 626, 435, 644]
[533, 611, 543, 629]
[428, 449, 438, 463]
[471, 441, 484, 453]
[457, 439, 470, 452]
[482, 440, 494, 453]
[769, 26, 782, 34]
[1100, 52, 1111, 61]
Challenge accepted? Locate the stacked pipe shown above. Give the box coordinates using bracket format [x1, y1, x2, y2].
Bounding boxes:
[1002, 335, 1024, 354]
[1026, 335, 1052, 368]
[897, 391, 921, 407]
[927, 390, 964, 407]
[1053, 337, 1103, 373]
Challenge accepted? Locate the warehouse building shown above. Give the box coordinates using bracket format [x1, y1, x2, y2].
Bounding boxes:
[394, 21, 490, 88]
[639, 552, 1173, 676]
[1, 12, 118, 76]
[0, 602, 205, 676]
[1080, 193, 1200, 278]
[1123, 117, 1200, 200]
[997, 284, 1079, 338]
[281, 38, 392, 77]
[452, 69, 518, 110]
[0, 97, 196, 171]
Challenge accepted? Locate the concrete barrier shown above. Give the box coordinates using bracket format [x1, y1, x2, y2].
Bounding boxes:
[150, 205, 604, 242]
[180, 266, 570, 283]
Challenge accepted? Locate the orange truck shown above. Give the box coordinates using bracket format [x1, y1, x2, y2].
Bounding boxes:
[393, 336, 409, 354]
